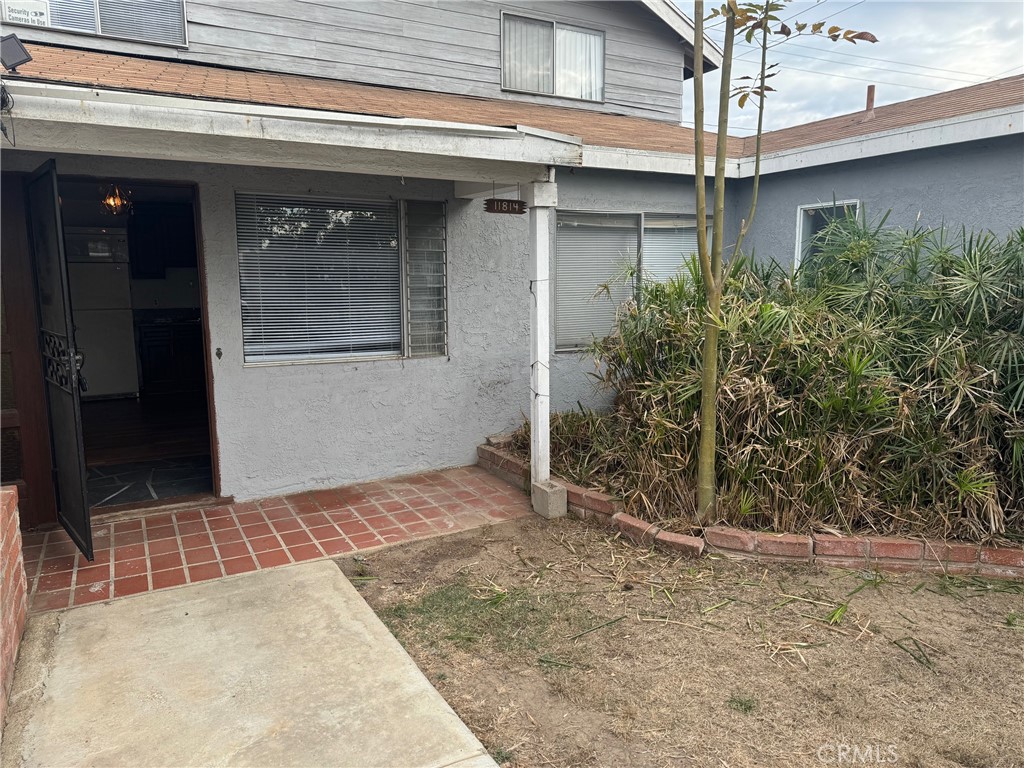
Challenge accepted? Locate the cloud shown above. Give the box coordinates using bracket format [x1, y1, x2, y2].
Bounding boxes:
[681, 0, 1024, 134]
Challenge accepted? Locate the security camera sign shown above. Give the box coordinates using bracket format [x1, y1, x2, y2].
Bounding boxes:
[3, 0, 50, 28]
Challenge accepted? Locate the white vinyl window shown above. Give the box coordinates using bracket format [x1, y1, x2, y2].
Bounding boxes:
[555, 211, 702, 350]
[502, 14, 604, 101]
[795, 199, 859, 269]
[235, 194, 447, 364]
[2, 0, 187, 47]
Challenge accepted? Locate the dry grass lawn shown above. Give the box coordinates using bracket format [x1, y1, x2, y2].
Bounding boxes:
[344, 517, 1024, 768]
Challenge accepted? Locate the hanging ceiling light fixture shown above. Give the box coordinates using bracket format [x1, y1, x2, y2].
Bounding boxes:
[101, 183, 132, 216]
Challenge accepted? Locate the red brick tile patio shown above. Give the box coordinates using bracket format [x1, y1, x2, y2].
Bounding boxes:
[21, 466, 531, 613]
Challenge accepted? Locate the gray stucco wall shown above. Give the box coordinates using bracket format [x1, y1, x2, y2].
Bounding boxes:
[4, 152, 698, 499]
[14, 1, 689, 123]
[729, 135, 1024, 268]
[5, 151, 529, 499]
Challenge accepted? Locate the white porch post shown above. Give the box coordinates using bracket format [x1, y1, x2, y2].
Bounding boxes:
[524, 177, 566, 518]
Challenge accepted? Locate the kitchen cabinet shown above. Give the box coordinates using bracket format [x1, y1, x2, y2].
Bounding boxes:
[128, 203, 198, 279]
[137, 321, 204, 395]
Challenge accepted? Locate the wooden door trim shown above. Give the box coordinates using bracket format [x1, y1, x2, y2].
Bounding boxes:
[0, 173, 57, 529]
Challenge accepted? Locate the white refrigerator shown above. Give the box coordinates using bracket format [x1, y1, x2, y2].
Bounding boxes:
[69, 261, 139, 399]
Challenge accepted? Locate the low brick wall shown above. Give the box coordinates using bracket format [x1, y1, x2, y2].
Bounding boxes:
[1, 486, 27, 729]
[476, 442, 1024, 579]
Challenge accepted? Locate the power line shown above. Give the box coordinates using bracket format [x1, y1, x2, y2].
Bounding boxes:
[757, 65, 944, 92]
[782, 0, 866, 27]
[700, 58, 948, 94]
[781, 0, 831, 23]
[734, 0, 1017, 86]
[729, 63, 942, 92]
[738, 0, 868, 60]
[809, 0, 865, 23]
[977, 63, 1024, 82]
[735, 40, 993, 80]
[732, 47, 981, 84]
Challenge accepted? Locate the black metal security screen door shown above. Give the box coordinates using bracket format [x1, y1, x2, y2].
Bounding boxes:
[27, 160, 93, 560]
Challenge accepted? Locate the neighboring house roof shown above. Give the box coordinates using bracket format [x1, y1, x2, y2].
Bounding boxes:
[748, 74, 1024, 156]
[5, 45, 1021, 175]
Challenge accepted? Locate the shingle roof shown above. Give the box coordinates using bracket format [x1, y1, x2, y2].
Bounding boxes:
[746, 74, 1024, 156]
[7, 44, 740, 156]
[7, 44, 1022, 162]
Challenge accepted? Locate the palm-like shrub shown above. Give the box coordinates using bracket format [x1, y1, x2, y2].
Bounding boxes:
[518, 214, 1024, 542]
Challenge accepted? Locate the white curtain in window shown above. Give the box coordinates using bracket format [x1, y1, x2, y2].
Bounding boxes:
[556, 25, 604, 100]
[642, 214, 700, 282]
[503, 15, 554, 93]
[555, 213, 638, 350]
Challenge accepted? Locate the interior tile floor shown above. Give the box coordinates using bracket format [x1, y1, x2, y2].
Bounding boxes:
[87, 455, 213, 508]
[23, 466, 531, 613]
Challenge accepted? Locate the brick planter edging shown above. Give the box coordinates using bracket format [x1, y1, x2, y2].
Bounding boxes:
[476, 441, 1023, 580]
[1, 486, 27, 729]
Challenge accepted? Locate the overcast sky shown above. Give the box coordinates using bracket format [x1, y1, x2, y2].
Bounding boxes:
[679, 0, 1024, 135]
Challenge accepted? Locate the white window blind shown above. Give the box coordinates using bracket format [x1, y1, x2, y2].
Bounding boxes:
[555, 212, 638, 351]
[556, 25, 604, 101]
[236, 194, 403, 363]
[99, 0, 186, 46]
[5, 0, 186, 46]
[642, 214, 700, 281]
[502, 14, 604, 101]
[48, 0, 97, 32]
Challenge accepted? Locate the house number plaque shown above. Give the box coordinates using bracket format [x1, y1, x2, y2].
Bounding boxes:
[484, 198, 527, 215]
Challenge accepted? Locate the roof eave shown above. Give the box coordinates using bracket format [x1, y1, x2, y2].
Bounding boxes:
[639, 0, 724, 70]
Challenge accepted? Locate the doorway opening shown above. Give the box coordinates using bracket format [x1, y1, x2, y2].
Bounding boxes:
[58, 179, 214, 511]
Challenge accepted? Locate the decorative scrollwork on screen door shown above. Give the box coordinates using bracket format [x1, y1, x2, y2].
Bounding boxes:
[42, 330, 73, 392]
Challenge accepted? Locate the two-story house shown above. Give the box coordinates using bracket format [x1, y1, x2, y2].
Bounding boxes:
[0, 0, 726, 558]
[2, 1, 1021, 562]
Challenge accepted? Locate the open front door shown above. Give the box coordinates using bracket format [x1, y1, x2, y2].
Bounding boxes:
[27, 160, 93, 560]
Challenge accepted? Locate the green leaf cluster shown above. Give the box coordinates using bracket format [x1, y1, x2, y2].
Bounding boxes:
[516, 213, 1024, 542]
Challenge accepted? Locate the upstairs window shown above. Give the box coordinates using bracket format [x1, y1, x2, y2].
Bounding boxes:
[1, 0, 187, 47]
[502, 14, 604, 102]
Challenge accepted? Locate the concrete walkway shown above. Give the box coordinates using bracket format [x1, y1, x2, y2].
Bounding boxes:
[2, 561, 496, 768]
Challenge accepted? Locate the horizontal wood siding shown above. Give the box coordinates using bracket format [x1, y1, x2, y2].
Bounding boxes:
[15, 0, 687, 122]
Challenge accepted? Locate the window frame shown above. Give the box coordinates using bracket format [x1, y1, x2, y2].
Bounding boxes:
[1, 0, 189, 49]
[234, 191, 447, 368]
[499, 10, 606, 104]
[554, 209, 705, 353]
[794, 199, 860, 270]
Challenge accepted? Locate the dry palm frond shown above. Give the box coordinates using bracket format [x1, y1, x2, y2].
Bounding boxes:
[511, 220, 1024, 544]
